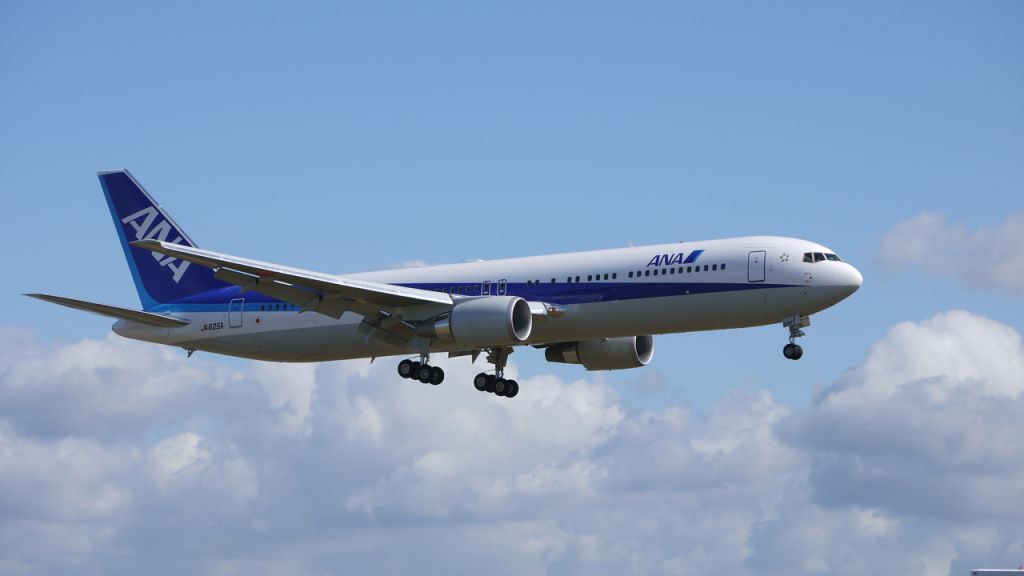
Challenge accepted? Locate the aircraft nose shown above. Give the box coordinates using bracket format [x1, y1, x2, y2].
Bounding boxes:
[842, 263, 863, 295]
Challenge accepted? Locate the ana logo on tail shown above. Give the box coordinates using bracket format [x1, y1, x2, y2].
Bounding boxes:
[121, 207, 192, 283]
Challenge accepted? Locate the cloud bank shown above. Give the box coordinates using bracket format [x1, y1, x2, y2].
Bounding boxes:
[880, 211, 1024, 294]
[1, 311, 1022, 575]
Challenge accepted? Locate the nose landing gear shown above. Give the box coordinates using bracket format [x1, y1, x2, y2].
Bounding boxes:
[783, 342, 803, 360]
[782, 314, 809, 360]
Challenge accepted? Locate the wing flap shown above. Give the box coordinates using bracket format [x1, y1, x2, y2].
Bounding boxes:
[26, 293, 190, 327]
[212, 267, 352, 319]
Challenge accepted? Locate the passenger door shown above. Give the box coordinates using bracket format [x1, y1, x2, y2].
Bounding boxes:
[748, 251, 766, 282]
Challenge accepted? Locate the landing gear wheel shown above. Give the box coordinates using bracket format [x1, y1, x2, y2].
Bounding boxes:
[472, 348, 519, 399]
[417, 365, 433, 383]
[398, 359, 416, 378]
[429, 366, 444, 385]
[504, 380, 519, 398]
[783, 343, 804, 360]
[782, 315, 808, 361]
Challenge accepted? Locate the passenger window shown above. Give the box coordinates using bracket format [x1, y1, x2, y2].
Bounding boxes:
[703, 265, 708, 271]
[814, 252, 825, 262]
[604, 274, 609, 280]
[612, 273, 617, 279]
[551, 278, 556, 283]
[575, 276, 580, 283]
[803, 253, 813, 263]
[694, 266, 699, 273]
[712, 264, 717, 271]
[587, 275, 592, 281]
[687, 266, 692, 273]
[722, 263, 726, 270]
[629, 271, 634, 278]
[645, 270, 651, 277]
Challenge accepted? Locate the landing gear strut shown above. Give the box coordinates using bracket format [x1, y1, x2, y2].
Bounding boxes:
[782, 314, 809, 361]
[397, 353, 444, 385]
[473, 347, 519, 399]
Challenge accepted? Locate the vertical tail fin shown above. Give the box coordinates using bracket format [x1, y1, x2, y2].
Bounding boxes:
[99, 170, 226, 309]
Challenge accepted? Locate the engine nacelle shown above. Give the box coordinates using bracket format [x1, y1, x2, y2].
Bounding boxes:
[418, 296, 533, 347]
[545, 335, 654, 370]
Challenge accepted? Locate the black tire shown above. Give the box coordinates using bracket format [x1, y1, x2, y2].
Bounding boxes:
[485, 375, 497, 394]
[418, 365, 433, 383]
[504, 380, 519, 398]
[783, 343, 796, 360]
[792, 344, 804, 360]
[430, 366, 444, 385]
[398, 359, 415, 378]
[474, 373, 489, 391]
[494, 378, 507, 396]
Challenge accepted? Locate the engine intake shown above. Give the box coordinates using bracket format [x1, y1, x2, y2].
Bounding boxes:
[545, 335, 654, 370]
[418, 296, 533, 347]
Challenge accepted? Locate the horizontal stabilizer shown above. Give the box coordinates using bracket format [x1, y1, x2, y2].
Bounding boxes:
[25, 293, 190, 328]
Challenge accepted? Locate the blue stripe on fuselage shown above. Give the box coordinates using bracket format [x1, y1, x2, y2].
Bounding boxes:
[148, 281, 796, 312]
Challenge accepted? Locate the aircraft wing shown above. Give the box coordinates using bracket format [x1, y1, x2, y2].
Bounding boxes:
[131, 240, 453, 319]
[25, 293, 190, 327]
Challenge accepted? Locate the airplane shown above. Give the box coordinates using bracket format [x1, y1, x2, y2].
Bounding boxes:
[28, 170, 863, 399]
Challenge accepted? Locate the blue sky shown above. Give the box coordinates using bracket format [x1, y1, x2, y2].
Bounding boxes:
[1, 2, 1023, 574]
[3, 0, 1021, 407]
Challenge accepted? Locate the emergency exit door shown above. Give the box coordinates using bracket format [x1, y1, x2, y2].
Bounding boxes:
[229, 298, 244, 328]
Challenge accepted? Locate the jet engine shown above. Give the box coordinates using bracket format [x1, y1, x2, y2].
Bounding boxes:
[418, 296, 533, 347]
[545, 335, 654, 370]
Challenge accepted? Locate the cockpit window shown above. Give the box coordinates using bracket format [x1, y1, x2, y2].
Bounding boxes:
[804, 251, 844, 263]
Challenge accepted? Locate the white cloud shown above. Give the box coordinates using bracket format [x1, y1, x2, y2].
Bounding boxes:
[880, 211, 1024, 294]
[255, 363, 319, 437]
[149, 432, 211, 490]
[1, 311, 1023, 575]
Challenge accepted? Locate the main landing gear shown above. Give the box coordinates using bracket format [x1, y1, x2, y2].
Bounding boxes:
[398, 355, 445, 385]
[783, 314, 809, 361]
[473, 348, 519, 399]
[395, 348, 520, 399]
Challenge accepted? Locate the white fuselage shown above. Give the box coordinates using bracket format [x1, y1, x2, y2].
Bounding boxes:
[112, 236, 863, 362]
